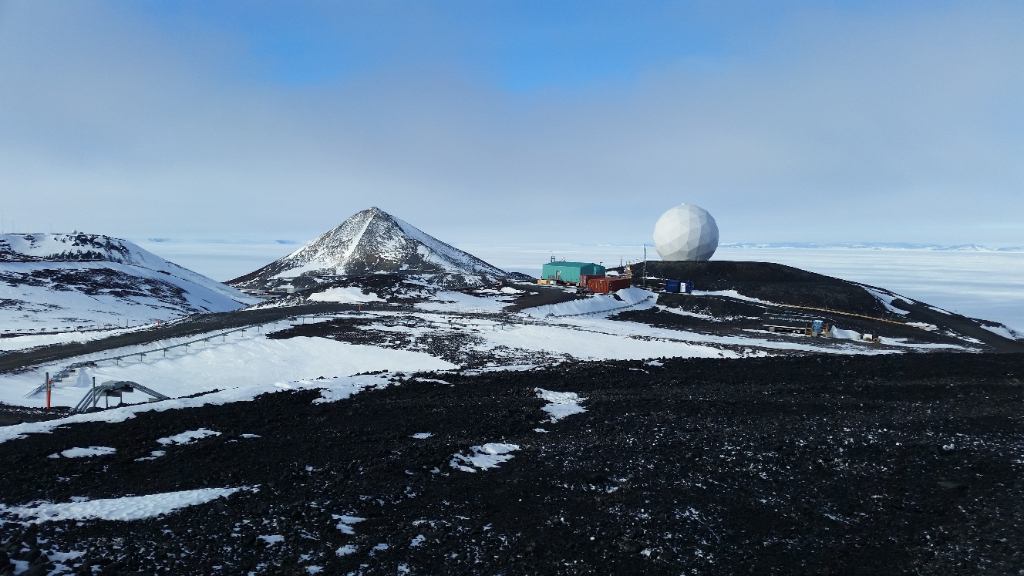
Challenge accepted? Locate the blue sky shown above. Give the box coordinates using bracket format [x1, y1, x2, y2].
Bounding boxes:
[0, 1, 1021, 246]
[136, 1, 744, 89]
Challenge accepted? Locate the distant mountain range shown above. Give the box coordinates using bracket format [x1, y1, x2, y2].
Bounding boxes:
[0, 233, 254, 330]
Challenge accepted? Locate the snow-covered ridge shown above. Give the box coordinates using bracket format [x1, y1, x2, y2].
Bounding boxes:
[1, 233, 141, 263]
[2, 232, 236, 274]
[1, 233, 248, 299]
[0, 232, 255, 331]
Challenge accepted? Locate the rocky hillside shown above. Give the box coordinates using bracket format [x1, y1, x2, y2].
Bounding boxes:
[231, 208, 510, 292]
[630, 260, 1022, 351]
[0, 233, 254, 331]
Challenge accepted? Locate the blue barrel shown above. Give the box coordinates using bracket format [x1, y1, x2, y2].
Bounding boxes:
[811, 319, 825, 336]
[665, 279, 681, 293]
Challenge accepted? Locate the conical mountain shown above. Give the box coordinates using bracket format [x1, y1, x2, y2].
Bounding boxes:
[231, 207, 508, 291]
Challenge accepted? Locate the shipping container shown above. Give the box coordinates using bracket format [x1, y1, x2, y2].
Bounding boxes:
[665, 279, 694, 293]
[587, 276, 632, 294]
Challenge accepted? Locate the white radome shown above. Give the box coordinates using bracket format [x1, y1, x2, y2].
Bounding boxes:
[653, 204, 719, 261]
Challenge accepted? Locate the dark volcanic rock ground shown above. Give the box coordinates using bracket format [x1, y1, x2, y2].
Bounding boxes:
[1, 353, 1022, 575]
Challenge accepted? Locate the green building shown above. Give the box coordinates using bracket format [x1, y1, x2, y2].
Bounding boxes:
[541, 261, 606, 284]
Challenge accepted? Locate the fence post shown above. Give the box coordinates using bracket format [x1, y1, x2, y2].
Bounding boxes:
[45, 372, 51, 411]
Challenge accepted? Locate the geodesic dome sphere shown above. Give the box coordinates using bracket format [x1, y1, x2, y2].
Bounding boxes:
[653, 204, 719, 261]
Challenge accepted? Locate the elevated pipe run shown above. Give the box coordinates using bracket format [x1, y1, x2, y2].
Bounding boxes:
[72, 381, 169, 413]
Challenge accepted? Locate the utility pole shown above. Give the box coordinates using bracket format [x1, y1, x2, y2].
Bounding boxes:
[642, 244, 648, 289]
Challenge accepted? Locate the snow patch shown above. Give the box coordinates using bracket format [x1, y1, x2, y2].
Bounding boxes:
[655, 306, 720, 322]
[481, 322, 733, 361]
[830, 327, 863, 341]
[416, 291, 509, 313]
[0, 486, 254, 523]
[980, 323, 1020, 340]
[135, 450, 166, 461]
[535, 389, 587, 422]
[312, 373, 394, 404]
[308, 287, 384, 304]
[0, 329, 130, 353]
[48, 446, 116, 459]
[522, 287, 656, 318]
[0, 333, 455, 409]
[450, 443, 520, 472]
[333, 514, 365, 535]
[690, 289, 775, 306]
[0, 371, 444, 445]
[862, 286, 912, 315]
[157, 428, 221, 446]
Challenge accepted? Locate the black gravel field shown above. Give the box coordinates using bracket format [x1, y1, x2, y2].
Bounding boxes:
[1, 352, 1022, 575]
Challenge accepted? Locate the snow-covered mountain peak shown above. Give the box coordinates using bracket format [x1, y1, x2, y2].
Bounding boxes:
[232, 208, 509, 290]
